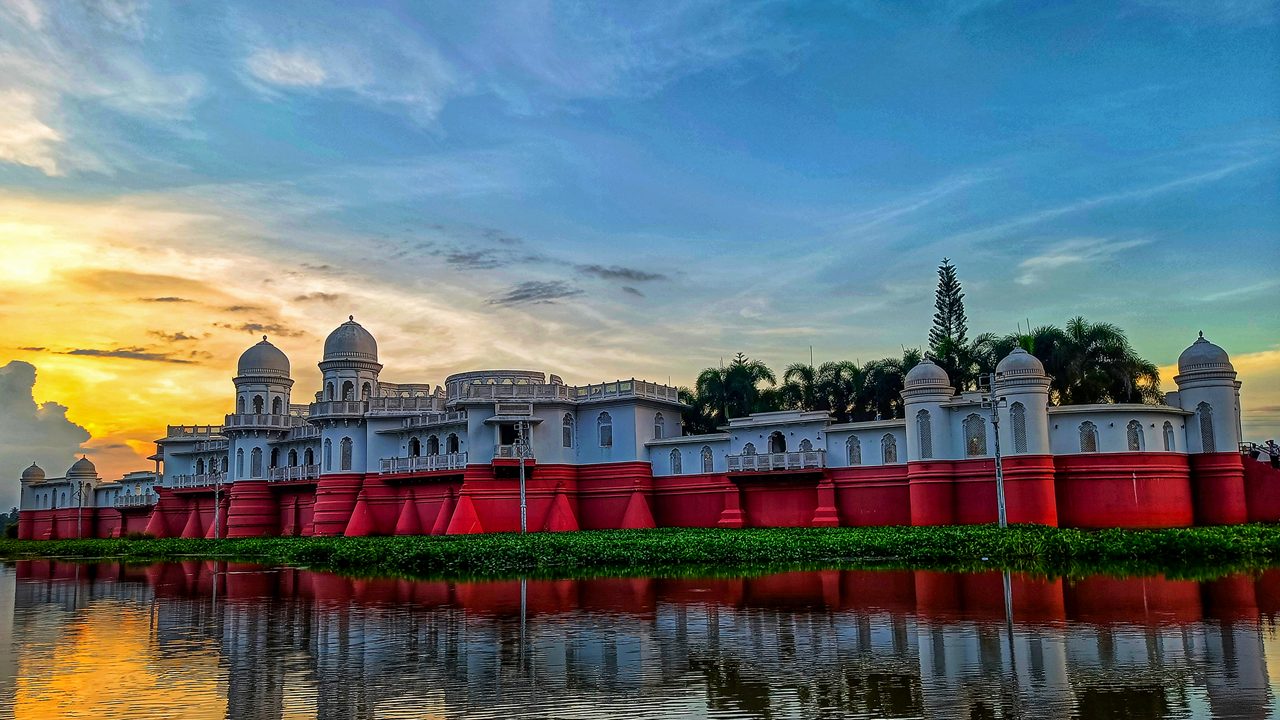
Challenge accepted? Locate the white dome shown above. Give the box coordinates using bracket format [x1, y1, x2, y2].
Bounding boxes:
[21, 462, 44, 482]
[1177, 332, 1233, 374]
[323, 316, 378, 362]
[67, 456, 96, 478]
[996, 347, 1045, 377]
[905, 358, 950, 389]
[237, 336, 290, 377]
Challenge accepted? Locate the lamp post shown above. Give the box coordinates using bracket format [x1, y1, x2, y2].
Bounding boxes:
[979, 373, 1009, 529]
[516, 420, 528, 534]
[72, 480, 92, 539]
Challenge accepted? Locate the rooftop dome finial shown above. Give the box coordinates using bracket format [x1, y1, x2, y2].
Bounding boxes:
[1199, 330, 1204, 339]
[262, 335, 267, 341]
[349, 315, 354, 322]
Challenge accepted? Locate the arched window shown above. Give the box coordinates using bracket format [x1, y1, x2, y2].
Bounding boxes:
[323, 439, 332, 471]
[326, 382, 335, 401]
[964, 414, 987, 457]
[1010, 402, 1027, 454]
[701, 446, 713, 473]
[362, 382, 371, 400]
[221, 456, 229, 473]
[236, 449, 244, 476]
[799, 438, 813, 452]
[670, 448, 682, 474]
[342, 381, 354, 401]
[1197, 402, 1215, 452]
[408, 437, 421, 457]
[654, 413, 665, 439]
[598, 412, 613, 448]
[269, 447, 279, 468]
[196, 458, 205, 475]
[250, 447, 263, 478]
[237, 396, 245, 414]
[1163, 421, 1175, 451]
[743, 442, 757, 456]
[304, 448, 314, 466]
[881, 434, 898, 464]
[288, 449, 298, 466]
[916, 410, 933, 459]
[1079, 422, 1098, 453]
[846, 436, 862, 465]
[1126, 420, 1145, 451]
[340, 437, 353, 471]
[562, 413, 575, 448]
[427, 435, 440, 456]
[252, 395, 264, 414]
[272, 396, 283, 414]
[768, 432, 786, 454]
[61, 491, 66, 507]
[446, 433, 459, 454]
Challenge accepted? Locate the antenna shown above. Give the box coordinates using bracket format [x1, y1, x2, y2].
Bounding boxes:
[809, 345, 814, 367]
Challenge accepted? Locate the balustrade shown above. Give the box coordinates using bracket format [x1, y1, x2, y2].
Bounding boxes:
[378, 453, 468, 474]
[726, 450, 826, 473]
[268, 464, 321, 482]
[167, 472, 228, 488]
[114, 492, 157, 508]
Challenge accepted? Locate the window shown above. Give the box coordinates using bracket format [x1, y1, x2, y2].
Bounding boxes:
[1079, 422, 1098, 453]
[670, 448, 682, 474]
[269, 447, 279, 468]
[654, 413, 665, 439]
[251, 447, 263, 478]
[446, 433, 459, 454]
[964, 414, 987, 457]
[342, 381, 354, 401]
[237, 396, 245, 414]
[768, 432, 786, 454]
[799, 438, 813, 452]
[846, 436, 862, 465]
[272, 397, 283, 414]
[252, 395, 264, 414]
[1163, 421, 1175, 451]
[1126, 420, 1145, 451]
[288, 449, 298, 466]
[221, 456, 229, 473]
[409, 437, 421, 457]
[427, 435, 440, 456]
[701, 446, 714, 473]
[326, 382, 335, 401]
[562, 413, 575, 448]
[323, 439, 332, 471]
[1198, 402, 1215, 452]
[236, 449, 244, 476]
[881, 434, 898, 464]
[304, 448, 314, 466]
[362, 382, 371, 400]
[196, 458, 205, 475]
[340, 437, 353, 471]
[916, 410, 933, 459]
[1011, 402, 1028, 454]
[743, 442, 757, 456]
[598, 412, 613, 448]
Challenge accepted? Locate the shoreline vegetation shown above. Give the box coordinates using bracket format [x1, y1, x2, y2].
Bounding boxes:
[3, 525, 1280, 581]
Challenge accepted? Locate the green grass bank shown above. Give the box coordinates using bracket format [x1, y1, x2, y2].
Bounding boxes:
[5, 524, 1280, 580]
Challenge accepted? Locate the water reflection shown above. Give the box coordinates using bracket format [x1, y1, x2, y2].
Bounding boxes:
[2, 561, 1279, 719]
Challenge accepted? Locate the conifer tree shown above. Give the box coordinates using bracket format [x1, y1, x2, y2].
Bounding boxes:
[928, 258, 969, 390]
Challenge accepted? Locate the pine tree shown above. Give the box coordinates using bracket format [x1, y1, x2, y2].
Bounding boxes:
[928, 258, 969, 390]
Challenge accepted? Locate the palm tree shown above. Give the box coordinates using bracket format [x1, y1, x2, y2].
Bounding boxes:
[695, 353, 778, 422]
[780, 363, 823, 412]
[817, 360, 862, 422]
[857, 348, 922, 420]
[677, 386, 719, 435]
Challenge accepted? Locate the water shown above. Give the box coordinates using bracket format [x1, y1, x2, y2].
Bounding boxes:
[1, 562, 1278, 719]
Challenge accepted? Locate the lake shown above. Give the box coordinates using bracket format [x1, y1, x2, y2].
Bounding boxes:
[1, 560, 1277, 719]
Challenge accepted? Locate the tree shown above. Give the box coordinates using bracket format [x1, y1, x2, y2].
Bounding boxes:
[857, 348, 922, 420]
[678, 387, 719, 435]
[694, 353, 778, 424]
[817, 360, 863, 422]
[928, 258, 972, 391]
[780, 363, 823, 412]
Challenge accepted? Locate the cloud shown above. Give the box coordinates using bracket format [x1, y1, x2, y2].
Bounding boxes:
[487, 280, 583, 306]
[245, 49, 328, 87]
[622, 286, 645, 297]
[293, 292, 343, 303]
[1015, 237, 1151, 285]
[148, 330, 199, 342]
[0, 89, 63, 175]
[0, 360, 91, 509]
[140, 296, 193, 303]
[213, 322, 304, 337]
[576, 264, 667, 282]
[222, 304, 265, 313]
[61, 347, 197, 364]
[445, 249, 508, 270]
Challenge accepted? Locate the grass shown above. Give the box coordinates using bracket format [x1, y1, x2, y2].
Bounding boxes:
[3, 524, 1280, 581]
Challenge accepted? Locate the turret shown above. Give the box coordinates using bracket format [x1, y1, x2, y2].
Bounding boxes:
[902, 358, 953, 461]
[1173, 332, 1240, 454]
[319, 316, 381, 403]
[227, 336, 294, 480]
[993, 347, 1051, 455]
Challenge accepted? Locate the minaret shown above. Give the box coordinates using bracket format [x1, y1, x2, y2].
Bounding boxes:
[902, 358, 954, 525]
[17, 463, 44, 540]
[1174, 331, 1247, 525]
[226, 336, 293, 480]
[993, 347, 1057, 525]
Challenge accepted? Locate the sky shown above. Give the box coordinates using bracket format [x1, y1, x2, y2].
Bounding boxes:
[0, 0, 1277, 507]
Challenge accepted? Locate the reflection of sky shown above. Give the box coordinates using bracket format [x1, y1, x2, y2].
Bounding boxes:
[3, 563, 1279, 719]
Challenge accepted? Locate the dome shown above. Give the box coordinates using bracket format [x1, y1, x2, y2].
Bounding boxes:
[237, 336, 290, 377]
[323, 316, 378, 362]
[67, 456, 96, 478]
[21, 462, 44, 482]
[1177, 332, 1233, 374]
[996, 347, 1045, 377]
[905, 358, 950, 389]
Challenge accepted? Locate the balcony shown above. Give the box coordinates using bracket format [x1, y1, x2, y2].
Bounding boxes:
[308, 400, 368, 420]
[401, 411, 468, 430]
[193, 439, 229, 453]
[168, 472, 228, 489]
[573, 379, 681, 404]
[114, 492, 157, 508]
[165, 424, 222, 438]
[368, 395, 443, 414]
[286, 425, 321, 441]
[223, 413, 307, 430]
[268, 464, 321, 482]
[726, 450, 826, 473]
[379, 453, 468, 474]
[493, 444, 535, 460]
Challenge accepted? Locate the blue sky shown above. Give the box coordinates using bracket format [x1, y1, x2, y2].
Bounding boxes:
[0, 0, 1278, 488]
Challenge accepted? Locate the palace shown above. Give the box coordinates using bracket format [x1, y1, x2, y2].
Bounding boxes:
[16, 317, 1280, 539]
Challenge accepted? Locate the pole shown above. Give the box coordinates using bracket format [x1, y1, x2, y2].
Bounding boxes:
[993, 407, 1007, 529]
[77, 482, 84, 539]
[518, 421, 528, 534]
[214, 477, 221, 540]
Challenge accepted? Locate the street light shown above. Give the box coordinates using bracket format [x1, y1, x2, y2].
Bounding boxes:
[516, 420, 529, 534]
[71, 480, 92, 539]
[979, 373, 1009, 529]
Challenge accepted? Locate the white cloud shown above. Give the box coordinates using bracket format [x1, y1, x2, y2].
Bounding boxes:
[1015, 237, 1150, 285]
[246, 49, 328, 87]
[0, 89, 63, 175]
[0, 361, 91, 510]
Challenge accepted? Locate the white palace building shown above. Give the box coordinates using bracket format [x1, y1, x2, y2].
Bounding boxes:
[17, 317, 1280, 540]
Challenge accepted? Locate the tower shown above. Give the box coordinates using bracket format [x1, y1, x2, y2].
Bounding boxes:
[902, 358, 954, 525]
[1174, 331, 1247, 525]
[227, 336, 293, 480]
[993, 347, 1057, 525]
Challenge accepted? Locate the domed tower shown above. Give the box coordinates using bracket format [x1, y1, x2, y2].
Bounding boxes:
[319, 316, 381, 403]
[993, 348, 1051, 456]
[67, 456, 97, 481]
[902, 358, 953, 461]
[17, 462, 45, 539]
[21, 462, 45, 485]
[226, 337, 294, 481]
[1174, 332, 1241, 454]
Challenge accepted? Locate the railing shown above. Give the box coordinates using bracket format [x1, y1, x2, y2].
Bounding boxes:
[268, 464, 321, 482]
[727, 450, 826, 473]
[308, 400, 368, 418]
[193, 439, 229, 453]
[368, 396, 443, 414]
[379, 453, 468, 474]
[168, 472, 228, 488]
[574, 379, 680, 403]
[402, 411, 468, 430]
[463, 384, 574, 402]
[287, 425, 321, 441]
[494, 445, 534, 460]
[223, 413, 307, 429]
[114, 492, 157, 508]
[165, 424, 222, 437]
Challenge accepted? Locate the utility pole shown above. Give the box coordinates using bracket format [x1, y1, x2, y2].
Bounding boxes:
[75, 481, 87, 539]
[213, 476, 221, 540]
[980, 373, 1009, 529]
[517, 420, 528, 534]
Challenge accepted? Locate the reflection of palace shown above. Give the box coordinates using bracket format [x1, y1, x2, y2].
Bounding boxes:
[5, 561, 1278, 719]
[16, 318, 1280, 539]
